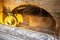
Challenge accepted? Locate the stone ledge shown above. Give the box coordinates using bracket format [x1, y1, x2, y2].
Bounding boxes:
[0, 24, 57, 40]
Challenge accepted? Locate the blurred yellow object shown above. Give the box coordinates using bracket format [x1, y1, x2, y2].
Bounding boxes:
[15, 14, 23, 23]
[4, 15, 17, 26]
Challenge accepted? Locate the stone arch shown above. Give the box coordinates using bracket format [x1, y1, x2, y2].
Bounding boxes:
[12, 4, 56, 35]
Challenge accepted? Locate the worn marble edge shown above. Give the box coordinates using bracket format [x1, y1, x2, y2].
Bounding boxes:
[0, 24, 57, 40]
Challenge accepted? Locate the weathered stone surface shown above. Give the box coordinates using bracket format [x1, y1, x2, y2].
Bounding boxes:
[0, 0, 60, 40]
[0, 24, 57, 40]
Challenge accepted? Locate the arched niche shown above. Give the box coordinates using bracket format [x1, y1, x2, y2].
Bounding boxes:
[12, 4, 56, 35]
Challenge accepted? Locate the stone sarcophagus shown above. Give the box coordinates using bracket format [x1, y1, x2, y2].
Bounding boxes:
[0, 0, 60, 40]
